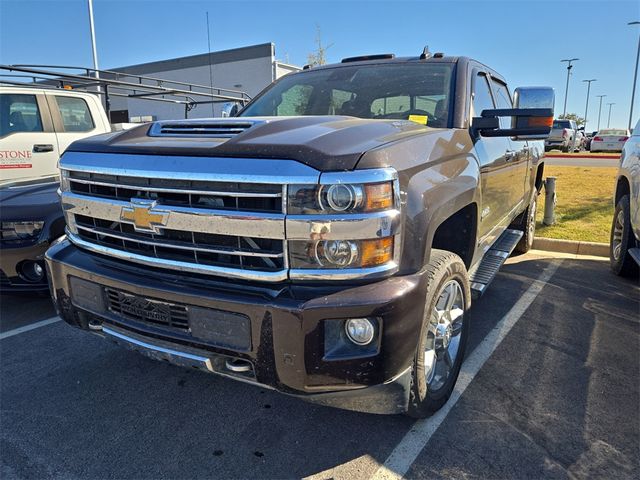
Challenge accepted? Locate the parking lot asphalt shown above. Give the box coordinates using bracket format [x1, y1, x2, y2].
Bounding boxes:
[1, 251, 638, 479]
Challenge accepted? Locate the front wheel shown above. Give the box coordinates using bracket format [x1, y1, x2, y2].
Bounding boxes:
[610, 194, 639, 277]
[407, 250, 470, 418]
[513, 193, 537, 254]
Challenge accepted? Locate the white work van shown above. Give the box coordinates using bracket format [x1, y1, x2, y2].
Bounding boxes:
[0, 87, 110, 181]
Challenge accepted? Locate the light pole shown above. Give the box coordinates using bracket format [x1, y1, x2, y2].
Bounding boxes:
[628, 21, 640, 130]
[596, 94, 607, 131]
[607, 102, 616, 128]
[561, 58, 579, 116]
[87, 0, 99, 72]
[582, 79, 596, 131]
[87, 0, 101, 98]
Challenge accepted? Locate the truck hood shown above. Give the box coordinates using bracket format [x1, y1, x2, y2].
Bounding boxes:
[65, 116, 437, 171]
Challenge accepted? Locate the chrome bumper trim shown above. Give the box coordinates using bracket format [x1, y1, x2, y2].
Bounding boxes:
[102, 326, 214, 372]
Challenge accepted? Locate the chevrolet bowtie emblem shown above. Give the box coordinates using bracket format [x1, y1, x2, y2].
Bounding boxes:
[120, 199, 169, 233]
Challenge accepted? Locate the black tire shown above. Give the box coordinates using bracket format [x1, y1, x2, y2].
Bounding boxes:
[407, 250, 471, 418]
[562, 145, 570, 153]
[610, 194, 639, 277]
[512, 193, 538, 254]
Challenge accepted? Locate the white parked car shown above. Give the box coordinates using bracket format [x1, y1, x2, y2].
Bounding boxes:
[610, 120, 639, 276]
[590, 128, 630, 153]
[0, 87, 110, 182]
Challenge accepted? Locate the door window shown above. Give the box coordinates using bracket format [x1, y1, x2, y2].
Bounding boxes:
[0, 94, 44, 136]
[491, 79, 513, 128]
[472, 73, 495, 118]
[55, 96, 95, 132]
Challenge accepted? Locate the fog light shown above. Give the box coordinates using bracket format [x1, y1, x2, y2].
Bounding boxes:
[19, 260, 45, 283]
[345, 318, 375, 345]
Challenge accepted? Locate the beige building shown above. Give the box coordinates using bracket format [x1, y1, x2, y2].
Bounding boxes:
[108, 43, 300, 121]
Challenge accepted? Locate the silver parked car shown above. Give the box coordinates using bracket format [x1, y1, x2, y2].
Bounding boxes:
[610, 120, 640, 276]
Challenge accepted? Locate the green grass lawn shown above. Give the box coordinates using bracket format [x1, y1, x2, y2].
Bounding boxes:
[544, 151, 620, 157]
[535, 166, 618, 243]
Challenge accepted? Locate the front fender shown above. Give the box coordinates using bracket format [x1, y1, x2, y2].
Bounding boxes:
[357, 129, 480, 273]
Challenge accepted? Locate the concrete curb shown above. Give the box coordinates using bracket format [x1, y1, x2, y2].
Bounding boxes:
[532, 237, 609, 257]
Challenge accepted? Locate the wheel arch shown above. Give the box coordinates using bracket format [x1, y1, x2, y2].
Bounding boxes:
[615, 175, 630, 205]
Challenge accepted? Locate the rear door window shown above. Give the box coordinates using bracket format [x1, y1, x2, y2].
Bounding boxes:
[370, 95, 411, 116]
[0, 94, 44, 136]
[55, 96, 95, 132]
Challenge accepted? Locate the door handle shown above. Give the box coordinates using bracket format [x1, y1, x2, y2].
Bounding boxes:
[504, 150, 518, 162]
[33, 144, 54, 153]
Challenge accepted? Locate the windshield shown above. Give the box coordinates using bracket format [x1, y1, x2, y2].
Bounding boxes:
[240, 63, 455, 128]
[552, 120, 572, 129]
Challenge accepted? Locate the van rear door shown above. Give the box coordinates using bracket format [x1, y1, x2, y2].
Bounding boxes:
[0, 91, 60, 181]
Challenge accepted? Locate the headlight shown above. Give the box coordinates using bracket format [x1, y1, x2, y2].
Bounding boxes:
[0, 221, 45, 241]
[289, 237, 393, 269]
[288, 169, 399, 274]
[288, 181, 394, 214]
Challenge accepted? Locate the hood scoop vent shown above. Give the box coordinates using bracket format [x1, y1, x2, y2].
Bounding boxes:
[148, 120, 261, 138]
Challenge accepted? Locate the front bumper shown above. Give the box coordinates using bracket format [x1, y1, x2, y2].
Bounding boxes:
[0, 241, 50, 292]
[46, 239, 427, 414]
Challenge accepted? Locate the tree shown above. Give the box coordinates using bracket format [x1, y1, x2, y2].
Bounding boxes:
[307, 24, 333, 67]
[558, 113, 585, 126]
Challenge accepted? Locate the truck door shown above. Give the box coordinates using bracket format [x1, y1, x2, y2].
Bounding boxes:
[0, 92, 59, 181]
[490, 77, 529, 211]
[45, 93, 105, 156]
[471, 72, 512, 247]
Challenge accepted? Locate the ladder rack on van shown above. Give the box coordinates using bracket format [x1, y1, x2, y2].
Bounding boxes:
[0, 64, 251, 119]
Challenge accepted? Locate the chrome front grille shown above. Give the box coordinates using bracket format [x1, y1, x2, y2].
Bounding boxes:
[68, 171, 282, 213]
[74, 214, 284, 272]
[59, 152, 401, 283]
[60, 153, 302, 281]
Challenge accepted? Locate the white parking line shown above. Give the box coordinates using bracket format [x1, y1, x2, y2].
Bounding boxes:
[371, 259, 563, 480]
[0, 316, 61, 340]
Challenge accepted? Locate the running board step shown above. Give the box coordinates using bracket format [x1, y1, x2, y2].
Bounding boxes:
[470, 229, 523, 299]
[628, 248, 640, 266]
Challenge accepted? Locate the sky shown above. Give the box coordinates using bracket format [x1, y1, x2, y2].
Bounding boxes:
[1, 0, 639, 130]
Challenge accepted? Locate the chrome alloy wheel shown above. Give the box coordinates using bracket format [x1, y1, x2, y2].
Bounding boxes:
[424, 280, 465, 392]
[612, 210, 625, 261]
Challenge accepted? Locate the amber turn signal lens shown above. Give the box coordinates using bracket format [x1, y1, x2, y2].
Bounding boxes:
[364, 183, 393, 211]
[361, 237, 394, 267]
[528, 116, 553, 127]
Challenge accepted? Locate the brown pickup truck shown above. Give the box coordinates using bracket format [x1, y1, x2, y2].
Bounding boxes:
[46, 52, 554, 417]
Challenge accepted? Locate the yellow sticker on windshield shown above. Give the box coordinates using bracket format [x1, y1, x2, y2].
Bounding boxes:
[408, 115, 428, 125]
